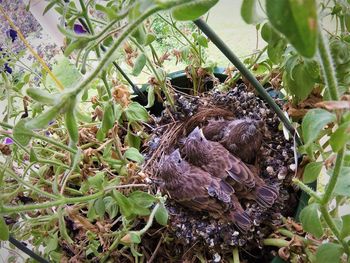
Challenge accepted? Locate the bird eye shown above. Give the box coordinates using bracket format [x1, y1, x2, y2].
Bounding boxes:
[177, 159, 181, 164]
[200, 137, 203, 141]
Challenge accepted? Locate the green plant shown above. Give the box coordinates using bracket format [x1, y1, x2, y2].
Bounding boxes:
[0, 0, 219, 261]
[241, 0, 350, 262]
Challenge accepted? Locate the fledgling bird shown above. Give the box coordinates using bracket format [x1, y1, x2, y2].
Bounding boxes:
[158, 149, 252, 232]
[202, 118, 263, 164]
[182, 127, 278, 208]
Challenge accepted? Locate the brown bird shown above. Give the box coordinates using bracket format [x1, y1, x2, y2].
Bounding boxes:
[158, 149, 252, 232]
[202, 118, 263, 164]
[182, 127, 278, 208]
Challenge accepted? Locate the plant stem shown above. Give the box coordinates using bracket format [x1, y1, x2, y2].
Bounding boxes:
[0, 122, 13, 129]
[292, 178, 322, 202]
[319, 205, 350, 256]
[233, 247, 240, 263]
[71, 5, 162, 97]
[322, 147, 344, 204]
[263, 238, 289, 247]
[158, 14, 204, 64]
[317, 26, 339, 100]
[31, 133, 77, 154]
[131, 39, 174, 106]
[0, 191, 104, 214]
[276, 228, 309, 244]
[137, 203, 160, 235]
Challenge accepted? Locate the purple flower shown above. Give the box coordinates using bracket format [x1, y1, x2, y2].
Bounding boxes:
[73, 24, 87, 34]
[6, 29, 18, 42]
[4, 63, 12, 74]
[3, 137, 14, 145]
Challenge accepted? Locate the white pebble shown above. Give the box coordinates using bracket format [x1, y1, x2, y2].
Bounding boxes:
[289, 164, 296, 171]
[266, 166, 274, 175]
[213, 253, 221, 262]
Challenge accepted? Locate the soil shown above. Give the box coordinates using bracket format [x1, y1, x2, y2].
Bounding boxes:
[142, 80, 299, 263]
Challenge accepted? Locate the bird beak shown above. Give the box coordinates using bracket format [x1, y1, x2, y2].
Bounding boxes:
[199, 128, 205, 138]
[172, 148, 181, 159]
[188, 126, 200, 140]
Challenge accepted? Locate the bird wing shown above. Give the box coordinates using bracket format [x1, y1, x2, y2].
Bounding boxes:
[207, 141, 255, 189]
[174, 166, 233, 214]
[227, 155, 256, 188]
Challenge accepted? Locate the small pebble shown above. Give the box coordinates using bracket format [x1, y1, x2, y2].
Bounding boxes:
[266, 166, 274, 175]
[213, 253, 221, 262]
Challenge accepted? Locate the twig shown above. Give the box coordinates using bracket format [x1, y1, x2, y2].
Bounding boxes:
[147, 236, 163, 263]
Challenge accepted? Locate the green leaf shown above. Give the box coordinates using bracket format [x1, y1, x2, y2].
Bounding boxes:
[241, 0, 263, 24]
[145, 86, 155, 108]
[64, 99, 78, 144]
[46, 56, 82, 90]
[334, 167, 350, 197]
[88, 172, 105, 190]
[94, 198, 106, 218]
[101, 103, 115, 133]
[330, 122, 350, 152]
[121, 231, 141, 244]
[129, 232, 141, 244]
[63, 38, 90, 57]
[304, 59, 321, 82]
[267, 39, 286, 64]
[25, 102, 64, 130]
[112, 190, 133, 218]
[13, 120, 33, 146]
[125, 102, 149, 122]
[76, 108, 92, 123]
[124, 147, 145, 164]
[266, 0, 318, 58]
[316, 243, 344, 263]
[26, 88, 58, 105]
[44, 232, 58, 254]
[171, 0, 219, 21]
[114, 103, 123, 122]
[130, 203, 150, 216]
[341, 214, 350, 238]
[129, 191, 157, 208]
[300, 203, 323, 238]
[104, 196, 119, 219]
[345, 14, 350, 32]
[0, 216, 9, 240]
[261, 22, 281, 44]
[283, 63, 315, 102]
[95, 3, 118, 20]
[43, 1, 58, 15]
[301, 109, 336, 146]
[155, 203, 168, 226]
[125, 129, 141, 149]
[87, 200, 97, 220]
[197, 35, 208, 48]
[145, 33, 156, 46]
[132, 25, 146, 45]
[131, 53, 147, 76]
[303, 161, 323, 184]
[96, 129, 105, 142]
[29, 148, 38, 162]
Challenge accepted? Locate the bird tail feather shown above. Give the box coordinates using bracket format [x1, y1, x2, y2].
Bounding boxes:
[231, 211, 252, 233]
[255, 185, 278, 208]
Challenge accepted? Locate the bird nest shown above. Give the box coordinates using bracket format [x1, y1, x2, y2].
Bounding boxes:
[142, 82, 298, 262]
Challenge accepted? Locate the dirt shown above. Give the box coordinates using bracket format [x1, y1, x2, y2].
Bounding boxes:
[142, 80, 299, 262]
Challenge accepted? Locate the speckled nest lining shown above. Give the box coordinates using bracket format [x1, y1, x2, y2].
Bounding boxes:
[143, 83, 298, 262]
